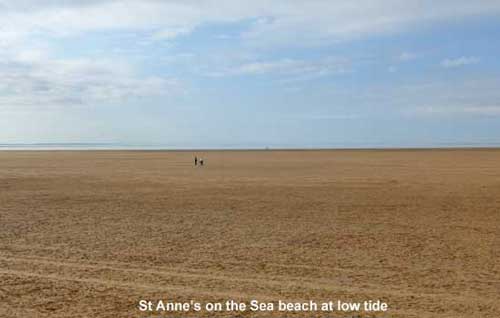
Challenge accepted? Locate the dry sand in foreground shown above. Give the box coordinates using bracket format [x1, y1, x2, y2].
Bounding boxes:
[0, 149, 499, 318]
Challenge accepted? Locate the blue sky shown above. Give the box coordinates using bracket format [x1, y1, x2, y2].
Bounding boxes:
[1, 0, 500, 148]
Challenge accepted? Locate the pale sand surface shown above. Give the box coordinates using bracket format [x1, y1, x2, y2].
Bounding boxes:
[0, 150, 499, 317]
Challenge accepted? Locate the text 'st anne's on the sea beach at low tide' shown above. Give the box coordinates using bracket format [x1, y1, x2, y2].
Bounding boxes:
[138, 299, 389, 314]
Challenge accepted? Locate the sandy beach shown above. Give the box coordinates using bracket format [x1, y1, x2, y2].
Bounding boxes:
[0, 149, 499, 318]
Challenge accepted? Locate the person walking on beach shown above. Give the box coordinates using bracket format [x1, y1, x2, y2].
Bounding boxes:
[194, 156, 198, 166]
[200, 158, 204, 166]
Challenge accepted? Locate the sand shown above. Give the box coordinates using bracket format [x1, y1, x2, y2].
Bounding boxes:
[0, 149, 499, 318]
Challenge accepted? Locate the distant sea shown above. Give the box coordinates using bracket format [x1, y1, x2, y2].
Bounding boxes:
[1, 142, 500, 150]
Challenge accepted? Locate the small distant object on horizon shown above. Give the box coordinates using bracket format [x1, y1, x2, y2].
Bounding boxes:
[194, 156, 198, 166]
[200, 158, 204, 166]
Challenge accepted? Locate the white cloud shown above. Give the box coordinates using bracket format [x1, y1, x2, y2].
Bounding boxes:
[384, 78, 500, 117]
[417, 106, 500, 115]
[0, 51, 180, 109]
[399, 52, 417, 61]
[235, 59, 308, 75]
[151, 27, 193, 41]
[240, 1, 500, 47]
[327, 76, 500, 118]
[211, 57, 350, 80]
[0, 1, 497, 110]
[0, 1, 500, 47]
[441, 56, 480, 68]
[290, 113, 360, 120]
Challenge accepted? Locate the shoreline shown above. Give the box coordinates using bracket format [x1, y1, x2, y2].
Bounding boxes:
[1, 146, 500, 152]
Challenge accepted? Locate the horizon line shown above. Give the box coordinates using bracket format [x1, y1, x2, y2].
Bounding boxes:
[1, 142, 500, 152]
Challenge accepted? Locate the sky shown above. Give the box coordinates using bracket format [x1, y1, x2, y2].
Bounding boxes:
[1, 0, 500, 148]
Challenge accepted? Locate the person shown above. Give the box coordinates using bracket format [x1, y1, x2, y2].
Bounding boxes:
[200, 158, 204, 166]
[194, 156, 198, 166]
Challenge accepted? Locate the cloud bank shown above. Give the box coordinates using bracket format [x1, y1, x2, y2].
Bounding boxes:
[1, 0, 500, 45]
